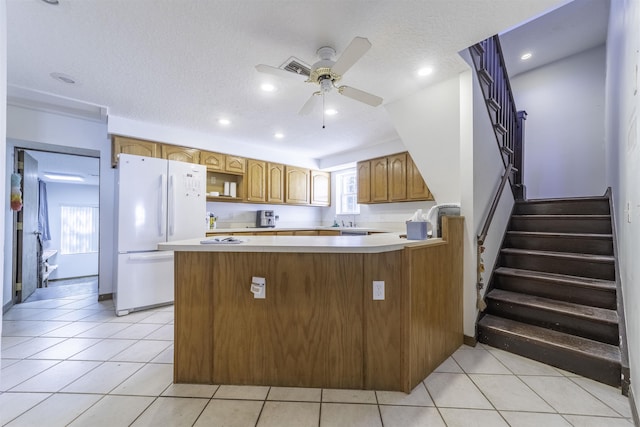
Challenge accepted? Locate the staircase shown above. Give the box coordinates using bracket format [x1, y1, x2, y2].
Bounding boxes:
[477, 196, 625, 389]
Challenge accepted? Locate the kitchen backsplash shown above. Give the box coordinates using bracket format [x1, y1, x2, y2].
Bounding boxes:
[208, 200, 436, 231]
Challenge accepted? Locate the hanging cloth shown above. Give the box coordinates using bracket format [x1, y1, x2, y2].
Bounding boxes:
[38, 179, 51, 241]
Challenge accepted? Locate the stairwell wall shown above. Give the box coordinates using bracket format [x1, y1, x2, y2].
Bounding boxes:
[605, 0, 640, 417]
[510, 45, 607, 199]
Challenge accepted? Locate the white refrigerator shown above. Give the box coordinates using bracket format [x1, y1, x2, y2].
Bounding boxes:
[114, 153, 206, 316]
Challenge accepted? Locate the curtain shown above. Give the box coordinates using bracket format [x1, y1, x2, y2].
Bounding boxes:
[38, 179, 51, 241]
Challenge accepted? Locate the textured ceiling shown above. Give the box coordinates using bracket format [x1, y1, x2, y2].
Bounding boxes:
[8, 0, 579, 161]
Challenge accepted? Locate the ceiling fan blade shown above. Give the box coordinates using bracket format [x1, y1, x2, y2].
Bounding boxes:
[298, 93, 320, 116]
[331, 37, 372, 76]
[338, 86, 383, 107]
[255, 64, 307, 81]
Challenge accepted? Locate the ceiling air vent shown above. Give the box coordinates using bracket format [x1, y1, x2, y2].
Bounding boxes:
[281, 57, 311, 77]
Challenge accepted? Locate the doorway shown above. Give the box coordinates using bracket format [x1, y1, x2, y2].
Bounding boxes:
[11, 148, 100, 305]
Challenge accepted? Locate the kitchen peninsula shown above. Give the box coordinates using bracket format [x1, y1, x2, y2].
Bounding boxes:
[159, 216, 463, 392]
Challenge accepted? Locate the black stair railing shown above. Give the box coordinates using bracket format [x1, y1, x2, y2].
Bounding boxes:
[469, 35, 526, 310]
[469, 35, 526, 200]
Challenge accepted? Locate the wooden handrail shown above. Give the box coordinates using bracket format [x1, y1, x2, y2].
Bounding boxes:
[478, 163, 513, 245]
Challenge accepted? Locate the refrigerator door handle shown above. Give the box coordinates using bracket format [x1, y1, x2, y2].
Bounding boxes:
[160, 174, 167, 237]
[127, 252, 174, 261]
[168, 174, 175, 237]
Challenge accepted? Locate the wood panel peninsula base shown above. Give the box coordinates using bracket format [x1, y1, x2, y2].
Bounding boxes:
[162, 217, 464, 392]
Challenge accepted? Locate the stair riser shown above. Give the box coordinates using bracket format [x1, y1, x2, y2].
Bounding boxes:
[501, 253, 615, 280]
[504, 235, 613, 256]
[510, 218, 612, 234]
[478, 326, 621, 387]
[493, 275, 617, 309]
[485, 298, 619, 345]
[514, 200, 610, 215]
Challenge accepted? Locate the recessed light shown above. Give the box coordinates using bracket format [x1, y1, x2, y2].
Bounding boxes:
[417, 67, 433, 77]
[325, 109, 338, 116]
[521, 52, 532, 61]
[261, 83, 276, 92]
[41, 0, 59, 4]
[274, 132, 284, 139]
[218, 118, 231, 125]
[50, 72, 76, 84]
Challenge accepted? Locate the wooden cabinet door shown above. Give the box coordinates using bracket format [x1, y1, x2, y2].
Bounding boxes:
[246, 160, 267, 202]
[161, 145, 200, 163]
[371, 157, 388, 202]
[225, 155, 246, 174]
[407, 155, 434, 200]
[112, 136, 158, 166]
[200, 151, 226, 171]
[357, 161, 371, 203]
[267, 163, 284, 204]
[388, 153, 407, 201]
[310, 170, 331, 206]
[285, 166, 310, 204]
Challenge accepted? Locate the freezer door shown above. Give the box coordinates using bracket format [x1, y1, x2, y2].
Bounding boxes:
[167, 160, 207, 241]
[115, 251, 174, 315]
[117, 154, 168, 252]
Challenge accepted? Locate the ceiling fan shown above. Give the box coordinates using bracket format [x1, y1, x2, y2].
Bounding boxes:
[255, 36, 383, 117]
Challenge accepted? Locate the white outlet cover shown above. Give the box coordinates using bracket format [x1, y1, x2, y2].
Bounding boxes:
[373, 280, 385, 300]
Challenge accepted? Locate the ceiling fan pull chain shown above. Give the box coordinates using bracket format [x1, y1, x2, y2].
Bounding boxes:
[322, 92, 326, 129]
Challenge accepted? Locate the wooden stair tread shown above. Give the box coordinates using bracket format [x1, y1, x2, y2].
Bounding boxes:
[506, 231, 613, 240]
[516, 196, 608, 204]
[478, 314, 621, 364]
[494, 267, 616, 291]
[512, 214, 610, 219]
[501, 248, 614, 263]
[486, 289, 618, 325]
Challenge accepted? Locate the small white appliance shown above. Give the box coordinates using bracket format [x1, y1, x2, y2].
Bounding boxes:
[114, 154, 206, 315]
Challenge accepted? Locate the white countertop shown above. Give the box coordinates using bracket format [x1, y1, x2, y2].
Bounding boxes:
[158, 233, 442, 254]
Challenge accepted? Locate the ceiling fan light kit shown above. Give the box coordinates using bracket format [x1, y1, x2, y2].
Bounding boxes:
[256, 36, 383, 125]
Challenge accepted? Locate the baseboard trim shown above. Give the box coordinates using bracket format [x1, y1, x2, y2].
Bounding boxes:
[98, 293, 113, 301]
[2, 300, 13, 315]
[463, 335, 477, 347]
[630, 385, 639, 427]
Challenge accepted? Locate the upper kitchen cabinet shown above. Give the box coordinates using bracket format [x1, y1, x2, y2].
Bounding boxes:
[310, 170, 331, 206]
[226, 155, 246, 174]
[407, 155, 434, 200]
[285, 166, 310, 205]
[388, 153, 407, 201]
[112, 136, 159, 167]
[371, 157, 389, 203]
[200, 151, 226, 171]
[357, 152, 434, 204]
[161, 145, 200, 164]
[246, 159, 267, 203]
[267, 163, 285, 204]
[357, 161, 371, 203]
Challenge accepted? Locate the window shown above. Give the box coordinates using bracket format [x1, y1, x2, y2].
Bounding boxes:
[60, 205, 99, 254]
[335, 169, 360, 215]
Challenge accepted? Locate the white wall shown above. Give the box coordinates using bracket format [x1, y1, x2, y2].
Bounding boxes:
[604, 0, 639, 415]
[1, 0, 7, 326]
[385, 77, 462, 204]
[43, 182, 99, 280]
[511, 45, 607, 199]
[4, 106, 113, 300]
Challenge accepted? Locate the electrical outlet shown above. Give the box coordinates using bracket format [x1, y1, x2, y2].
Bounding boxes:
[373, 280, 385, 300]
[251, 276, 266, 299]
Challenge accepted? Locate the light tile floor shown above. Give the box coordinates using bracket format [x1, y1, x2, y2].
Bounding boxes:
[0, 292, 634, 426]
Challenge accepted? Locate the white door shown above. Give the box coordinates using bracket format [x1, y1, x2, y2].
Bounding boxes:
[17, 151, 40, 302]
[117, 154, 168, 253]
[167, 160, 206, 242]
